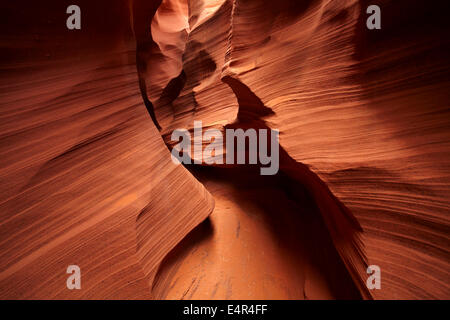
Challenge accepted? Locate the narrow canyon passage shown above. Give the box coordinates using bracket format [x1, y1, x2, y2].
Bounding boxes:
[151, 165, 362, 299]
[0, 0, 448, 300]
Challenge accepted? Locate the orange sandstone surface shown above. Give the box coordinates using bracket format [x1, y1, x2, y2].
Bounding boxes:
[0, 0, 449, 299]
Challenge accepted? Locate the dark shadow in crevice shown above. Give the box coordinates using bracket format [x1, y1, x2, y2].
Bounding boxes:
[153, 75, 371, 299]
[151, 218, 214, 299]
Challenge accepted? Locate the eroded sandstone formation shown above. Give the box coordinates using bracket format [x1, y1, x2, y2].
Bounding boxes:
[0, 0, 449, 299]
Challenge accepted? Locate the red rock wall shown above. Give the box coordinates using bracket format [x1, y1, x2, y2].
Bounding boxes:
[0, 0, 448, 299]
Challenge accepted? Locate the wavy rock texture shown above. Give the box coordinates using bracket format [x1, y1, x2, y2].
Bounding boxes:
[0, 0, 213, 299]
[0, 0, 449, 299]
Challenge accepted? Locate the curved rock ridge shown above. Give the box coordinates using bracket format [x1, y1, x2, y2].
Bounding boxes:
[144, 0, 450, 299]
[0, 0, 449, 299]
[0, 0, 213, 299]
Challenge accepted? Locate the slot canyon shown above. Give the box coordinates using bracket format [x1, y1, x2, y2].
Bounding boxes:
[0, 0, 449, 299]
